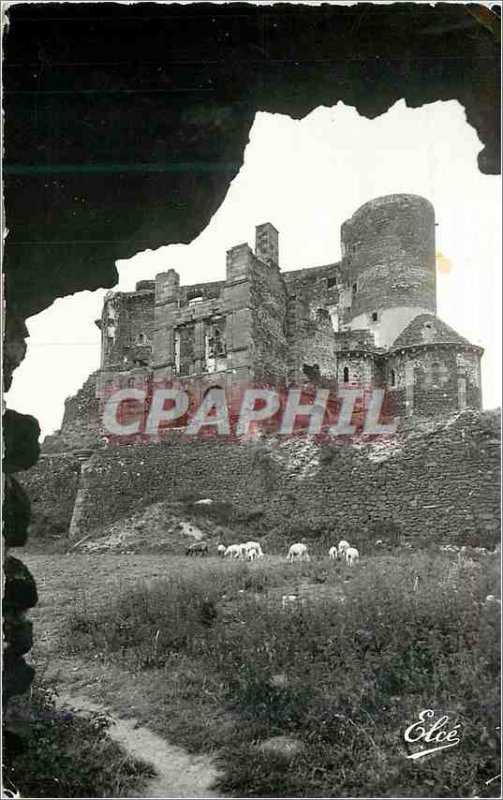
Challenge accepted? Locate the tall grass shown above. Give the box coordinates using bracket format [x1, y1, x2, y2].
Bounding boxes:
[66, 552, 500, 797]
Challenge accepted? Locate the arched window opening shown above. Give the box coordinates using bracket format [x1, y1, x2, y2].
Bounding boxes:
[202, 385, 224, 398]
[343, 366, 350, 383]
[303, 363, 321, 382]
[458, 377, 467, 410]
[390, 369, 396, 387]
[431, 361, 441, 387]
[316, 308, 330, 323]
[205, 324, 226, 374]
[174, 331, 181, 373]
[207, 326, 225, 358]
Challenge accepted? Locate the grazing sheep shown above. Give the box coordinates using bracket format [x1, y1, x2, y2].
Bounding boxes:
[238, 543, 249, 559]
[245, 541, 264, 558]
[345, 546, 359, 566]
[281, 594, 299, 609]
[483, 595, 501, 608]
[217, 544, 226, 558]
[338, 540, 350, 558]
[195, 498, 213, 505]
[224, 544, 241, 558]
[247, 547, 259, 562]
[328, 546, 338, 560]
[186, 541, 209, 557]
[287, 543, 310, 562]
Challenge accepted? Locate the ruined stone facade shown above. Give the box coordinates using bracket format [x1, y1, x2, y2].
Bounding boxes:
[95, 194, 483, 418]
[18, 194, 495, 548]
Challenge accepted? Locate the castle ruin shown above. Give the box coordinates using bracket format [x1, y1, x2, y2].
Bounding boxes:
[95, 194, 483, 421]
[23, 194, 498, 550]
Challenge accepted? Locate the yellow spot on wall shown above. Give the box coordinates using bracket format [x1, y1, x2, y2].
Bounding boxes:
[436, 251, 452, 274]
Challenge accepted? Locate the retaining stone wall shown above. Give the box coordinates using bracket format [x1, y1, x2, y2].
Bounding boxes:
[70, 410, 500, 549]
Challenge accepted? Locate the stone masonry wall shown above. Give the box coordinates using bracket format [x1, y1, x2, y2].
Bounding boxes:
[388, 348, 482, 418]
[283, 264, 339, 382]
[101, 289, 155, 369]
[250, 255, 289, 384]
[16, 453, 83, 539]
[17, 372, 104, 541]
[71, 410, 500, 549]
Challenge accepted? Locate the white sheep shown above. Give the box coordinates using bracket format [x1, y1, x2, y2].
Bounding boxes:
[328, 546, 338, 560]
[483, 595, 501, 608]
[245, 541, 264, 558]
[281, 594, 299, 609]
[345, 546, 359, 566]
[224, 544, 241, 558]
[246, 547, 259, 562]
[238, 543, 249, 559]
[217, 544, 226, 558]
[338, 540, 350, 558]
[287, 543, 310, 562]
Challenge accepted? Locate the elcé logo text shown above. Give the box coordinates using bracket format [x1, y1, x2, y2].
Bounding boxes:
[404, 709, 462, 760]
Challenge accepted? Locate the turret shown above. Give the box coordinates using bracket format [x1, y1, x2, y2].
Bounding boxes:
[155, 268, 180, 304]
[340, 194, 436, 348]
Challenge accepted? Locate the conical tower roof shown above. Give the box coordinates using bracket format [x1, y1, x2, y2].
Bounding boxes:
[390, 313, 481, 352]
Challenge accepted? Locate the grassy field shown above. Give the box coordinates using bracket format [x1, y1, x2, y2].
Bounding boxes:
[21, 548, 501, 798]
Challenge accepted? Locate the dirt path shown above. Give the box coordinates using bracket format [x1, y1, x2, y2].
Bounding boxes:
[20, 554, 229, 798]
[59, 690, 222, 798]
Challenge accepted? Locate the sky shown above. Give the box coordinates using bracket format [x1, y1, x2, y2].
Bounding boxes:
[7, 99, 501, 439]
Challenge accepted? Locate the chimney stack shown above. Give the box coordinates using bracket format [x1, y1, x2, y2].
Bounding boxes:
[255, 223, 279, 267]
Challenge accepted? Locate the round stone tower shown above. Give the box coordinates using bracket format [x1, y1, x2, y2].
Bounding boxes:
[340, 194, 436, 348]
